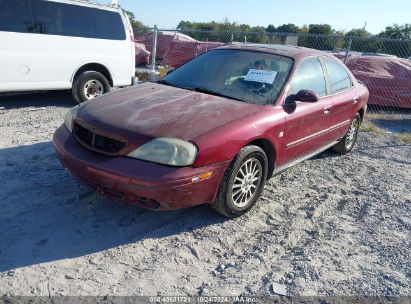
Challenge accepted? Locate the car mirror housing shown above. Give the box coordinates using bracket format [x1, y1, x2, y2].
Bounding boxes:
[296, 90, 319, 102]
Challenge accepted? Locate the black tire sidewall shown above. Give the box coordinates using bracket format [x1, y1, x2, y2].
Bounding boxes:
[218, 146, 268, 216]
[72, 71, 110, 104]
[332, 113, 361, 155]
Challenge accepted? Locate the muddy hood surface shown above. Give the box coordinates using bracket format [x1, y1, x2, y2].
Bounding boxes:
[76, 83, 261, 141]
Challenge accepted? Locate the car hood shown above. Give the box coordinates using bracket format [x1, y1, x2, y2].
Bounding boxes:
[75, 83, 262, 142]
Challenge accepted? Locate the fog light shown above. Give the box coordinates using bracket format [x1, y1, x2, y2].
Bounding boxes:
[192, 171, 215, 183]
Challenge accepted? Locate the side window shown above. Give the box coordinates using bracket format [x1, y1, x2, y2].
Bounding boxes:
[322, 57, 353, 93]
[0, 0, 31, 33]
[87, 8, 126, 40]
[30, 0, 126, 40]
[289, 57, 327, 98]
[30, 0, 63, 36]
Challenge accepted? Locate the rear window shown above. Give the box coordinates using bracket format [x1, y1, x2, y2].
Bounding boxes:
[0, 0, 126, 40]
[289, 57, 327, 97]
[322, 57, 353, 93]
[31, 0, 126, 40]
[0, 0, 31, 33]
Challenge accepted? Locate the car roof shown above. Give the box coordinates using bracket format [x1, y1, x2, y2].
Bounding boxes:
[45, 0, 122, 12]
[216, 43, 330, 60]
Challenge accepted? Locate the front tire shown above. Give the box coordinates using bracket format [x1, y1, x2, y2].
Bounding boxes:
[72, 71, 110, 104]
[332, 113, 361, 155]
[211, 145, 268, 218]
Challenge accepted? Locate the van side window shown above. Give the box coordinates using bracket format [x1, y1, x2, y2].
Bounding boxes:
[289, 57, 327, 97]
[322, 57, 353, 93]
[0, 0, 31, 33]
[30, 0, 126, 40]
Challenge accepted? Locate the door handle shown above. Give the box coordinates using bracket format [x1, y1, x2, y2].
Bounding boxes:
[323, 106, 332, 114]
[353, 97, 359, 104]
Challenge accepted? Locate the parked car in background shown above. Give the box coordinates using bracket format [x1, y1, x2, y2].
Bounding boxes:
[334, 53, 411, 109]
[346, 55, 411, 109]
[54, 44, 369, 217]
[0, 0, 135, 103]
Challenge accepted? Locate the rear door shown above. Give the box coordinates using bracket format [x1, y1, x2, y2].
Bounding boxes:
[282, 57, 335, 162]
[320, 56, 356, 139]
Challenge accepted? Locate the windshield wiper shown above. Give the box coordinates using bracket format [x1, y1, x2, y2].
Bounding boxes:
[193, 87, 244, 102]
[157, 79, 193, 91]
[157, 82, 244, 102]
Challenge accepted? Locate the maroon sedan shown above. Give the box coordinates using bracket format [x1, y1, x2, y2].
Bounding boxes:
[53, 44, 369, 217]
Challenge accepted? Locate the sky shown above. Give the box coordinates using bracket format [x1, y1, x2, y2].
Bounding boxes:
[97, 0, 410, 34]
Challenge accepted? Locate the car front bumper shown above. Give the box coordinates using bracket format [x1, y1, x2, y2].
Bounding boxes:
[53, 125, 230, 211]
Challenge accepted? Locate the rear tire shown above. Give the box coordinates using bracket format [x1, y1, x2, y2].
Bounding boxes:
[332, 113, 361, 155]
[72, 71, 110, 104]
[211, 145, 268, 218]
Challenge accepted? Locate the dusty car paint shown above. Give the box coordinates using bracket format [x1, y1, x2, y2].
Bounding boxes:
[53, 44, 369, 211]
[75, 83, 262, 142]
[54, 125, 230, 210]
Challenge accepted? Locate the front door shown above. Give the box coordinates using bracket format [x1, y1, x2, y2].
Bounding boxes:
[281, 57, 335, 163]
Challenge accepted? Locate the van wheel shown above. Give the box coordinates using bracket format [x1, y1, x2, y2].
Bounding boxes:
[72, 71, 110, 103]
[211, 145, 268, 218]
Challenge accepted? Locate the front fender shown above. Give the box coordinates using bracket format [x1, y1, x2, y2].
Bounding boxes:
[192, 107, 286, 168]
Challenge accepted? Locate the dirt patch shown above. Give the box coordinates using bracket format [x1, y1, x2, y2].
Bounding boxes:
[362, 113, 411, 144]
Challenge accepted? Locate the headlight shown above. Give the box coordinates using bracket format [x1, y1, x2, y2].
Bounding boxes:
[127, 138, 198, 166]
[64, 106, 80, 133]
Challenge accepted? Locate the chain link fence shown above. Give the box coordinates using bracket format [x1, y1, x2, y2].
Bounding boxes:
[134, 27, 411, 112]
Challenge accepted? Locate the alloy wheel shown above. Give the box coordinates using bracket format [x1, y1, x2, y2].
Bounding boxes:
[231, 158, 263, 208]
[345, 117, 360, 150]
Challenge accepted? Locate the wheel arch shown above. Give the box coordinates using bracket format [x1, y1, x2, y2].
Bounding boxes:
[358, 108, 365, 122]
[246, 138, 276, 179]
[71, 63, 113, 87]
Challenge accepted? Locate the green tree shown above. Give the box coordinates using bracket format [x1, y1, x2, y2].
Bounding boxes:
[344, 28, 376, 53]
[344, 28, 372, 53]
[264, 24, 300, 45]
[377, 24, 411, 58]
[275, 23, 300, 34]
[248, 26, 269, 43]
[123, 9, 149, 35]
[266, 24, 276, 33]
[176, 20, 269, 43]
[379, 23, 411, 39]
[300, 25, 309, 34]
[177, 21, 193, 30]
[308, 24, 333, 35]
[300, 24, 334, 50]
[346, 28, 371, 37]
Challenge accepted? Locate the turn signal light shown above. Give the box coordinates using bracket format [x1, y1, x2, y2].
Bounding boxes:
[191, 171, 215, 183]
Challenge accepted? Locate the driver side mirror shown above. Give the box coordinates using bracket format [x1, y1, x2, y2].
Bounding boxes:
[296, 90, 319, 102]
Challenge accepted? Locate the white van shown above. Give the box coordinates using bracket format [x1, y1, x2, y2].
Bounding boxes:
[0, 0, 136, 103]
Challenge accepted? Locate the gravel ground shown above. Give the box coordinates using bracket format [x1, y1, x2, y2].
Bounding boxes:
[0, 91, 410, 297]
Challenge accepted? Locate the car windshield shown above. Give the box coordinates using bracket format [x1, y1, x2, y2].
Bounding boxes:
[160, 49, 293, 105]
